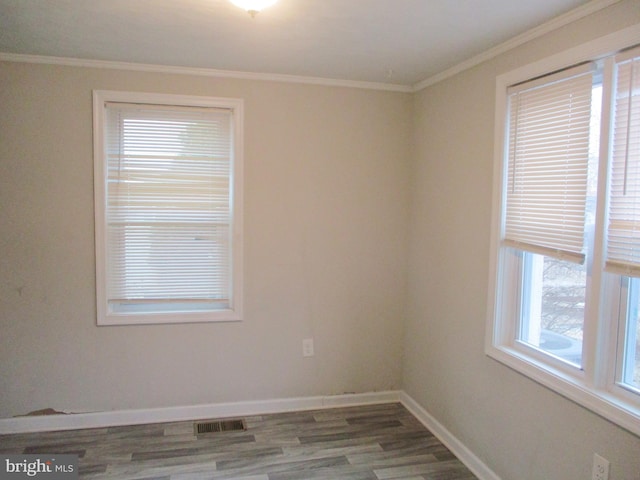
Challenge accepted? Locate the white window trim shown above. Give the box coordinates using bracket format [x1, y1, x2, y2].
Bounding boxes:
[486, 24, 640, 437]
[93, 90, 244, 326]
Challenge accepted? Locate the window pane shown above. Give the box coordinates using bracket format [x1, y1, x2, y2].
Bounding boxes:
[105, 103, 232, 311]
[519, 253, 586, 366]
[622, 278, 640, 390]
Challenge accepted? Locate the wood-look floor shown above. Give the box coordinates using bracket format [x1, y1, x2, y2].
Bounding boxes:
[0, 403, 477, 480]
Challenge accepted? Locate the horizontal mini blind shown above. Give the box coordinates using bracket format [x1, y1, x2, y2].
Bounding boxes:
[503, 64, 594, 264]
[606, 47, 640, 276]
[105, 102, 233, 310]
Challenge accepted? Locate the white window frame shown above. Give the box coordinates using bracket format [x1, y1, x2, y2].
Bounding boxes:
[93, 90, 244, 326]
[486, 24, 640, 437]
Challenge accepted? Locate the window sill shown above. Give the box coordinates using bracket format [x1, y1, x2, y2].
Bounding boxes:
[97, 309, 242, 326]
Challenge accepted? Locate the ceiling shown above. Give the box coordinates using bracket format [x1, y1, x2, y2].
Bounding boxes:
[0, 0, 609, 88]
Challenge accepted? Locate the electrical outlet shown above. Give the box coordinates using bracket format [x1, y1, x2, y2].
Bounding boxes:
[592, 453, 610, 480]
[302, 338, 314, 357]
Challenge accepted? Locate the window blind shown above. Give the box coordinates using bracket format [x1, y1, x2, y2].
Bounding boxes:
[503, 64, 594, 264]
[105, 102, 233, 312]
[606, 47, 640, 276]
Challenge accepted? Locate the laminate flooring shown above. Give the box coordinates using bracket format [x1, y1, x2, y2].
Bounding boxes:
[0, 402, 477, 480]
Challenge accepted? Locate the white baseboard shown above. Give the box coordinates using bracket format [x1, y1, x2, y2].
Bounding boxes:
[0, 390, 400, 434]
[399, 391, 501, 480]
[1, 389, 499, 480]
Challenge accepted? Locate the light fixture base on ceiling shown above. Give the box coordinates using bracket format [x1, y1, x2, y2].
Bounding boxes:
[229, 0, 278, 17]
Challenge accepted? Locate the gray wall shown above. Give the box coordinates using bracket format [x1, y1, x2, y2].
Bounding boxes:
[0, 64, 411, 417]
[2, 2, 640, 479]
[404, 1, 640, 479]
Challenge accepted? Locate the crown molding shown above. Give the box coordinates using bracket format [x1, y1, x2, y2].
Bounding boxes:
[411, 0, 623, 92]
[0, 0, 624, 94]
[0, 53, 413, 93]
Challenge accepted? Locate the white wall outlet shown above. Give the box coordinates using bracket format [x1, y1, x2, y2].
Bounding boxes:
[302, 338, 314, 357]
[592, 453, 610, 480]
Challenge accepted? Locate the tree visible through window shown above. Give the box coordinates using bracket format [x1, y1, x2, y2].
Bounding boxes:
[487, 38, 640, 437]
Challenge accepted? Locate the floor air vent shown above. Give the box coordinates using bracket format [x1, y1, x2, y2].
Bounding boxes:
[194, 419, 246, 435]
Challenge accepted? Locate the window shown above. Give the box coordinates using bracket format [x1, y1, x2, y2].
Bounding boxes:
[93, 91, 243, 325]
[487, 29, 640, 436]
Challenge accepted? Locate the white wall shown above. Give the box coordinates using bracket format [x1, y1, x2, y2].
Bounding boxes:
[0, 63, 411, 417]
[404, 1, 640, 479]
